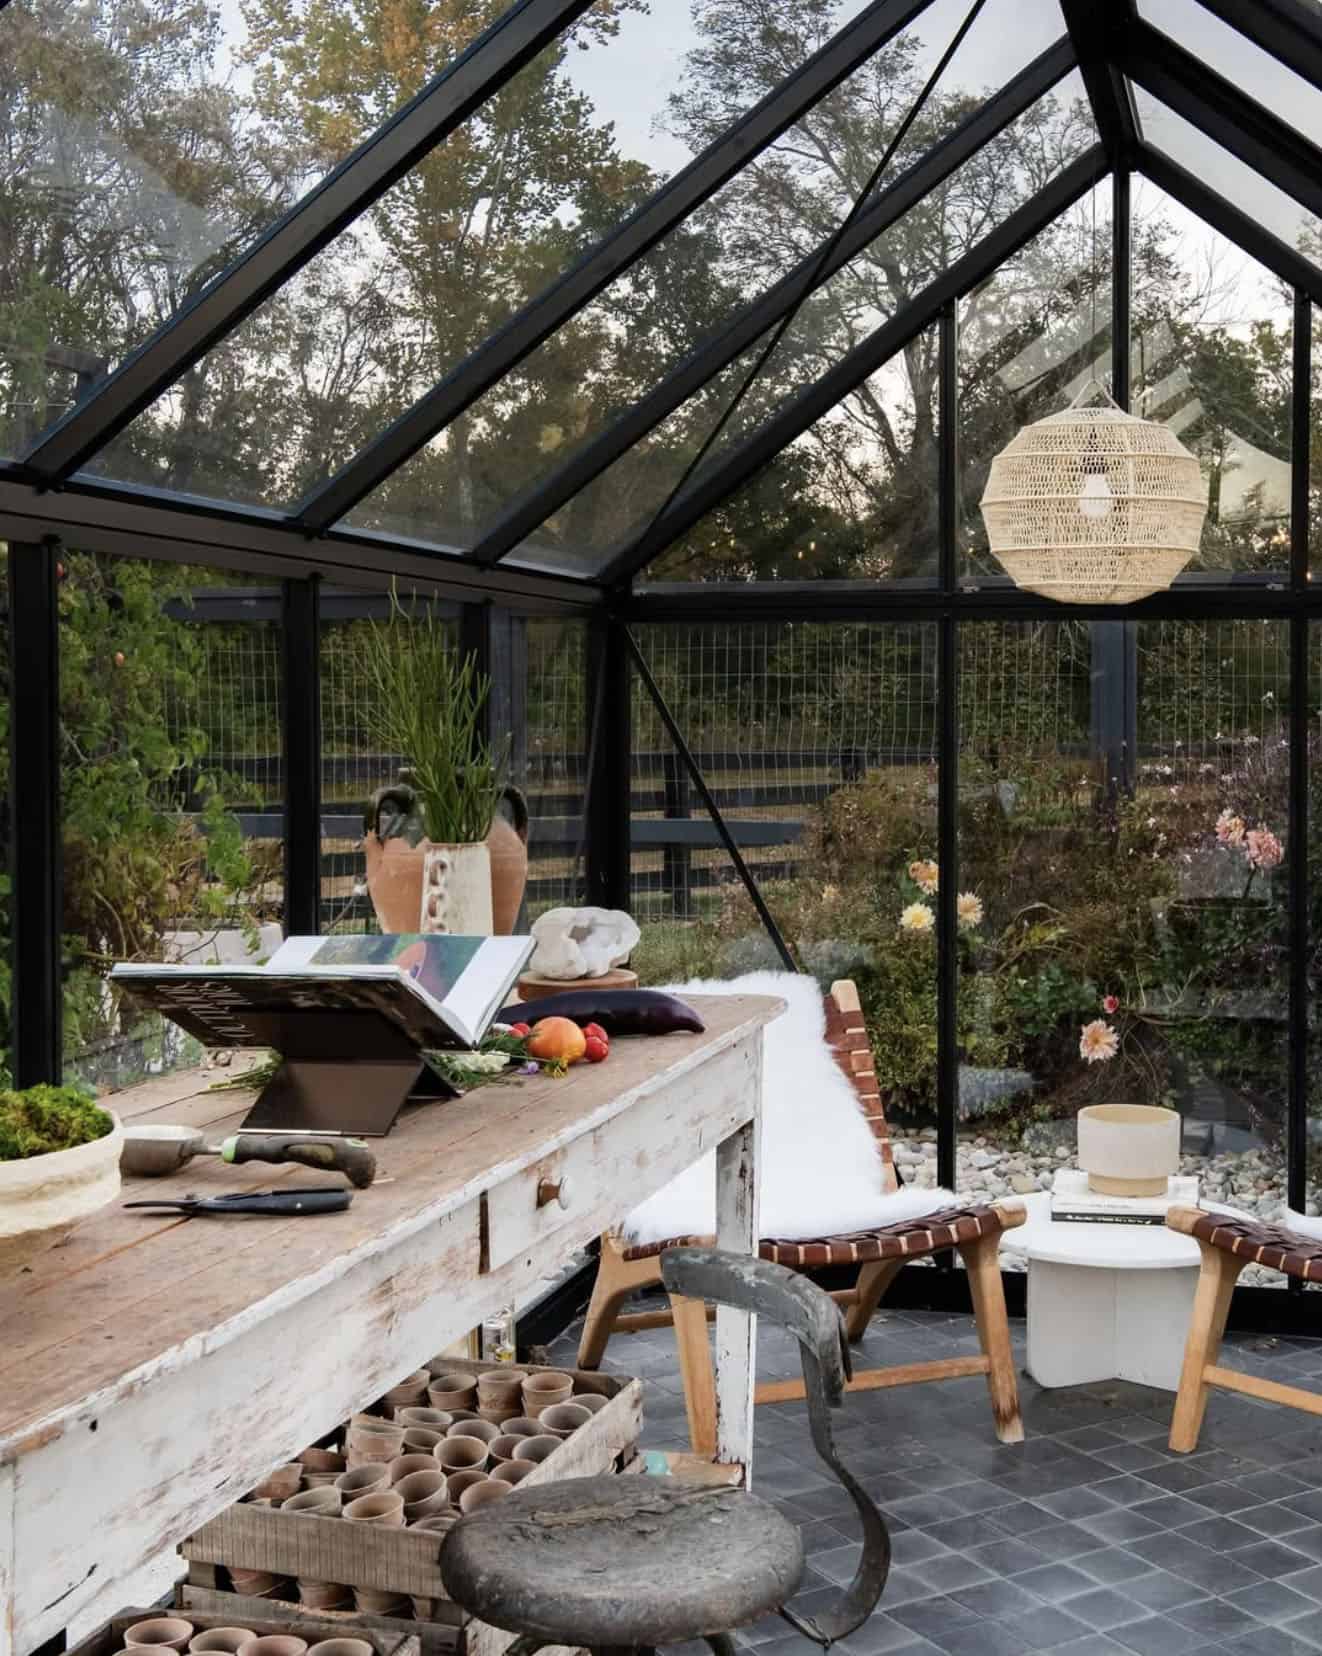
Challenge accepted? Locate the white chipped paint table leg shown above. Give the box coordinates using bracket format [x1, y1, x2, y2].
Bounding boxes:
[1025, 1259, 1201, 1391]
[713, 1035, 763, 1478]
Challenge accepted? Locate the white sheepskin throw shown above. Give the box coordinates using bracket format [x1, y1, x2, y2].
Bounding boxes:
[622, 971, 956, 1247]
[1284, 1207, 1322, 1242]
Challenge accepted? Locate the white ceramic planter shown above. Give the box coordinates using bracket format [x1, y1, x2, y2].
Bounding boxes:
[0, 1110, 124, 1270]
[420, 842, 494, 935]
[1077, 1103, 1180, 1196]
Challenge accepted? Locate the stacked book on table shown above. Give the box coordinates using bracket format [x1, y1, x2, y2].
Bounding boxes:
[1050, 1166, 1199, 1225]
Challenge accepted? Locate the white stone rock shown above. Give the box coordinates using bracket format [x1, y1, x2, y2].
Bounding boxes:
[528, 906, 641, 979]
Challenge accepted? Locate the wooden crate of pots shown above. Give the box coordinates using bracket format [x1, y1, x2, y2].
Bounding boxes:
[66, 1607, 419, 1656]
[180, 1359, 642, 1656]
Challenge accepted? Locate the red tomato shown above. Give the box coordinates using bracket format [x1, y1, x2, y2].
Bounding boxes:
[583, 1034, 609, 1063]
[508, 1022, 531, 1038]
[583, 1023, 608, 1044]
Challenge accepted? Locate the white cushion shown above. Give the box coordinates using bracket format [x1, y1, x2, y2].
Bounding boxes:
[622, 971, 956, 1247]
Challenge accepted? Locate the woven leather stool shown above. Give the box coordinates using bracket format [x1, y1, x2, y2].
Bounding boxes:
[440, 1248, 889, 1656]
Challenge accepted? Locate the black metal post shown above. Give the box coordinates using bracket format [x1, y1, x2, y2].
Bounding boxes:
[1112, 166, 1131, 409]
[1090, 622, 1137, 797]
[281, 576, 322, 936]
[583, 614, 632, 911]
[936, 303, 959, 1194]
[460, 602, 526, 775]
[1288, 292, 1311, 1218]
[661, 751, 693, 918]
[8, 538, 63, 1086]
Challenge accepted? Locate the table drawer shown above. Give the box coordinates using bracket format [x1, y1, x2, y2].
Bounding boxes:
[482, 1037, 758, 1273]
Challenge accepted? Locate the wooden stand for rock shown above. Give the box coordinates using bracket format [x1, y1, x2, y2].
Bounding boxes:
[515, 967, 638, 1000]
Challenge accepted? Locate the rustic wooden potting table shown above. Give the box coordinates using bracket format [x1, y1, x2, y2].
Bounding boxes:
[0, 994, 778, 1656]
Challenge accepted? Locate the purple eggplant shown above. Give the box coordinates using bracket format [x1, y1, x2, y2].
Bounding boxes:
[498, 988, 705, 1036]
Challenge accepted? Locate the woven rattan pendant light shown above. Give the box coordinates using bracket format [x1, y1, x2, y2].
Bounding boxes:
[979, 379, 1209, 603]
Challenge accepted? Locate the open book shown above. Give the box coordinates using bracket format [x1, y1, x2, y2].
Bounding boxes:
[111, 932, 534, 1052]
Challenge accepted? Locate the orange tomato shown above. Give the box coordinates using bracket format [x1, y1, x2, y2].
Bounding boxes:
[526, 1016, 588, 1065]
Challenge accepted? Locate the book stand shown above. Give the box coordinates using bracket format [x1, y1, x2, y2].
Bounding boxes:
[236, 1008, 458, 1137]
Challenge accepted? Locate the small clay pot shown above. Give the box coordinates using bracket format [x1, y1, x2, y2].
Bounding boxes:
[352, 1589, 409, 1617]
[447, 1408, 480, 1423]
[396, 1469, 450, 1522]
[501, 1417, 541, 1438]
[444, 1469, 487, 1500]
[342, 1490, 405, 1527]
[459, 1479, 510, 1513]
[410, 1598, 438, 1620]
[226, 1571, 282, 1597]
[448, 1417, 499, 1443]
[397, 1407, 452, 1431]
[188, 1629, 253, 1654]
[252, 1464, 302, 1503]
[437, 1434, 488, 1473]
[236, 1641, 306, 1656]
[335, 1463, 390, 1499]
[302, 1474, 343, 1489]
[475, 1369, 526, 1406]
[306, 1641, 374, 1656]
[283, 1487, 342, 1517]
[297, 1447, 344, 1474]
[125, 1621, 193, 1652]
[476, 1402, 519, 1426]
[488, 1434, 525, 1464]
[382, 1369, 432, 1415]
[490, 1460, 534, 1486]
[427, 1373, 477, 1412]
[297, 1583, 351, 1611]
[388, 1453, 440, 1483]
[540, 1402, 592, 1439]
[571, 1393, 610, 1415]
[521, 1372, 572, 1417]
[346, 1423, 403, 1462]
[513, 1435, 561, 1465]
[401, 1427, 445, 1453]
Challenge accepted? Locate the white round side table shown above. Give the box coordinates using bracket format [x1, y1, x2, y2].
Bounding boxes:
[999, 1192, 1254, 1391]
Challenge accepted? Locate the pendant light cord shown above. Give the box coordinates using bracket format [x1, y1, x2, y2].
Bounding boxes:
[617, 0, 989, 579]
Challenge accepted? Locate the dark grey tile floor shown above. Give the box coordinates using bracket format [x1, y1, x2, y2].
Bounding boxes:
[548, 1300, 1322, 1656]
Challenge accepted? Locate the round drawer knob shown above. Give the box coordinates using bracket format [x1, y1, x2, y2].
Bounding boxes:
[537, 1176, 571, 1211]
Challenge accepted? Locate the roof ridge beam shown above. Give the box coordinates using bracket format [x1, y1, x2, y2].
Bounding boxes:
[1060, 0, 1139, 163]
[1122, 16, 1322, 225]
[294, 0, 941, 534]
[22, 0, 600, 486]
[474, 37, 1075, 567]
[594, 144, 1108, 589]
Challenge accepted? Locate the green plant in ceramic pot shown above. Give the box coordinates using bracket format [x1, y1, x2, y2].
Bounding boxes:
[360, 592, 515, 935]
[0, 1086, 124, 1270]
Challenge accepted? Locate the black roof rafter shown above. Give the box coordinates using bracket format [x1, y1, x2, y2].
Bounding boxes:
[1060, 0, 1140, 163]
[596, 144, 1109, 589]
[296, 0, 942, 535]
[1121, 15, 1322, 226]
[474, 36, 1076, 568]
[1194, 0, 1322, 96]
[19, 0, 600, 487]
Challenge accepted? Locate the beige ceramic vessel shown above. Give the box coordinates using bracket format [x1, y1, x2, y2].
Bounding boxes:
[1077, 1103, 1181, 1196]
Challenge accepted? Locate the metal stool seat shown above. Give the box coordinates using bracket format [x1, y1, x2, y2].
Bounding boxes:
[440, 1249, 890, 1656]
[440, 1475, 803, 1647]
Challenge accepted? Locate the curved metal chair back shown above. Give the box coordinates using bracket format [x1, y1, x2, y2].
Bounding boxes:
[660, 1246, 891, 1647]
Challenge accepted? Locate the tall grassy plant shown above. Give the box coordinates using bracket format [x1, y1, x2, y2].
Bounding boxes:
[362, 594, 507, 844]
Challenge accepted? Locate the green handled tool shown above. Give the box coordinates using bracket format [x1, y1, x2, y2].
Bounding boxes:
[120, 1124, 377, 1187]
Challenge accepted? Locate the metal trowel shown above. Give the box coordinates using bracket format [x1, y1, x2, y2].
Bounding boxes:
[120, 1124, 377, 1187]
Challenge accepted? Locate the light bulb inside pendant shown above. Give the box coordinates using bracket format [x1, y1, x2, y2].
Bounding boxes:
[1079, 468, 1113, 520]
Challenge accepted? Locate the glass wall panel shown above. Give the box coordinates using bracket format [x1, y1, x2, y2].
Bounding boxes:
[955, 619, 1290, 1263]
[1131, 177, 1293, 577]
[630, 620, 940, 1163]
[0, 0, 471, 458]
[959, 180, 1111, 583]
[623, 325, 942, 584]
[60, 556, 283, 1088]
[520, 618, 588, 917]
[347, 31, 1089, 557]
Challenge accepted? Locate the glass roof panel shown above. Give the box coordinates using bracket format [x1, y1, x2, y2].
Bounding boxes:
[1133, 88, 1322, 271]
[74, 0, 668, 504]
[1137, 0, 1322, 147]
[0, 0, 503, 459]
[497, 75, 1095, 581]
[345, 0, 1078, 557]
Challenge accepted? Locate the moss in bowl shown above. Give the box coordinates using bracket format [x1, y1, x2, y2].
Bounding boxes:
[0, 1085, 114, 1161]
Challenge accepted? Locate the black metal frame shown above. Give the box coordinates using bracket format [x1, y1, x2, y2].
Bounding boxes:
[10, 0, 1322, 1318]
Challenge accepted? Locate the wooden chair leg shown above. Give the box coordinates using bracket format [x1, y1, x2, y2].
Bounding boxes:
[844, 1258, 904, 1342]
[577, 1237, 660, 1370]
[1169, 1242, 1244, 1454]
[671, 1292, 718, 1458]
[959, 1232, 1024, 1445]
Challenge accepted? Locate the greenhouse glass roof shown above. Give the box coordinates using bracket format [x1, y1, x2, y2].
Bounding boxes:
[1, 0, 1320, 606]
